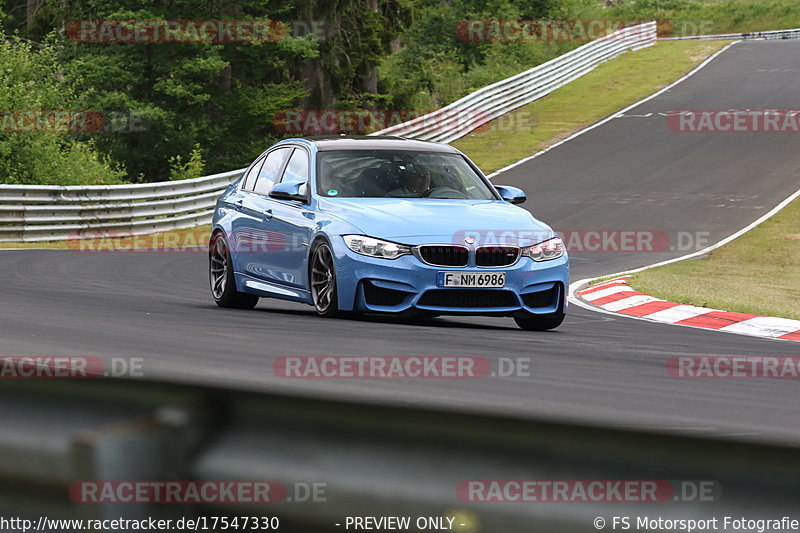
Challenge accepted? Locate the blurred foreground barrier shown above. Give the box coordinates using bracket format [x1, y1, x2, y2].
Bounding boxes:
[0, 378, 797, 531]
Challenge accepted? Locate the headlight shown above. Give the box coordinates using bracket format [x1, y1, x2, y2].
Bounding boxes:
[521, 237, 564, 261]
[343, 235, 411, 259]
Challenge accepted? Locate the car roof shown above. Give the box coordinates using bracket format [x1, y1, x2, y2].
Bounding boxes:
[282, 135, 461, 153]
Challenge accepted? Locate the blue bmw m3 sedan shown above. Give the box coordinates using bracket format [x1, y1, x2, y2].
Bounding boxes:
[209, 136, 568, 330]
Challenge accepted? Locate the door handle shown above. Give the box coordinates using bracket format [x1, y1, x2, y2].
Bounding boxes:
[261, 208, 273, 220]
[233, 199, 244, 210]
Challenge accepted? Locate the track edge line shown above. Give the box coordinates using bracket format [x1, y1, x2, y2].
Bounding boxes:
[487, 40, 740, 180]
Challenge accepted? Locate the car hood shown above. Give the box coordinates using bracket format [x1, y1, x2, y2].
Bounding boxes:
[318, 197, 556, 245]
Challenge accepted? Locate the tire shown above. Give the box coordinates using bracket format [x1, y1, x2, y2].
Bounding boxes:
[209, 232, 259, 309]
[309, 241, 340, 317]
[514, 312, 565, 331]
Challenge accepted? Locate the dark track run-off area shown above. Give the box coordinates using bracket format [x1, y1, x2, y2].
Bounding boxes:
[2, 41, 798, 443]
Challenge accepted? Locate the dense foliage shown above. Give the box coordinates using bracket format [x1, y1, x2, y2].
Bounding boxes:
[0, 38, 125, 185]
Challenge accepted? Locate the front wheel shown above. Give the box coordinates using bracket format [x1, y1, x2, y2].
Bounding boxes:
[514, 312, 565, 331]
[209, 232, 259, 309]
[310, 241, 340, 317]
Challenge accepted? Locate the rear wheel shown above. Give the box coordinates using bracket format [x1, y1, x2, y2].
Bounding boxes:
[209, 232, 259, 309]
[310, 241, 339, 317]
[514, 312, 565, 331]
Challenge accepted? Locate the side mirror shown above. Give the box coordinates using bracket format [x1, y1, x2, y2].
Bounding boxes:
[270, 181, 307, 202]
[494, 185, 526, 205]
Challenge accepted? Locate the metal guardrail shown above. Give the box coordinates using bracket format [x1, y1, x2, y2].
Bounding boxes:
[1, 378, 798, 530]
[0, 170, 243, 242]
[372, 21, 657, 143]
[660, 28, 800, 41]
[0, 21, 656, 242]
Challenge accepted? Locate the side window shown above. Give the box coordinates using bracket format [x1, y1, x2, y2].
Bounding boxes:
[253, 147, 291, 195]
[279, 148, 310, 185]
[242, 157, 265, 191]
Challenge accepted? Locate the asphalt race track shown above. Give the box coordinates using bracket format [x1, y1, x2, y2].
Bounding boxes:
[2, 40, 798, 443]
[499, 40, 800, 279]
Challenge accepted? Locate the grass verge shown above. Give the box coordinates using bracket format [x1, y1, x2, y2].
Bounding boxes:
[452, 40, 730, 174]
[628, 198, 800, 320]
[595, 0, 800, 36]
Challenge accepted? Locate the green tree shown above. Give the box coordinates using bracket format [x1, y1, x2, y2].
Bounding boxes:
[35, 1, 316, 181]
[291, 0, 412, 109]
[0, 38, 125, 185]
[379, 0, 572, 110]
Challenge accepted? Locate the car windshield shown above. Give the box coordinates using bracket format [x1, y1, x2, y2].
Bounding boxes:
[316, 150, 496, 200]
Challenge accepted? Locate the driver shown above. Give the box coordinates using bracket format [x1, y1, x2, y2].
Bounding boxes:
[387, 166, 431, 197]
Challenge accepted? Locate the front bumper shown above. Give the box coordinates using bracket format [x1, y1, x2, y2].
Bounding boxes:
[331, 238, 569, 316]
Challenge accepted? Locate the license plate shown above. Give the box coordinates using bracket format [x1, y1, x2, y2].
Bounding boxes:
[437, 271, 506, 288]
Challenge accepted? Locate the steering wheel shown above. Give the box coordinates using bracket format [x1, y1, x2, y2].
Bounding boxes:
[422, 186, 468, 199]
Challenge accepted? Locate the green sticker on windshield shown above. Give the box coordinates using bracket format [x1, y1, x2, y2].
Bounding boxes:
[327, 189, 339, 196]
